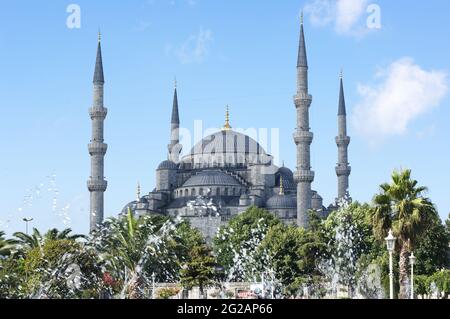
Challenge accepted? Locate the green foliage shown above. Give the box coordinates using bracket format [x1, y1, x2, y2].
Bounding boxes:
[414, 218, 449, 275]
[12, 228, 85, 252]
[371, 169, 439, 298]
[371, 169, 437, 247]
[414, 270, 450, 298]
[23, 239, 102, 298]
[157, 287, 181, 299]
[92, 209, 206, 298]
[257, 218, 327, 297]
[213, 206, 281, 274]
[180, 244, 217, 295]
[0, 231, 16, 257]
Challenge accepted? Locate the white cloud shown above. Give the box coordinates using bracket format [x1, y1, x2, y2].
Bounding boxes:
[304, 0, 371, 37]
[176, 27, 213, 64]
[352, 58, 448, 145]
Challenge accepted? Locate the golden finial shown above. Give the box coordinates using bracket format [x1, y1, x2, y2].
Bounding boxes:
[222, 105, 232, 131]
[174, 77, 177, 89]
[279, 175, 285, 195]
[300, 11, 304, 25]
[340, 68, 344, 80]
[136, 182, 141, 201]
[98, 29, 102, 43]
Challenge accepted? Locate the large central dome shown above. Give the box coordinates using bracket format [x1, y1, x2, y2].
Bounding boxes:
[180, 130, 273, 169]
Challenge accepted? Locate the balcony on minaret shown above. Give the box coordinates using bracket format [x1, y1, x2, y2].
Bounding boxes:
[294, 169, 315, 183]
[293, 93, 312, 108]
[89, 107, 108, 119]
[335, 164, 351, 177]
[335, 136, 350, 147]
[87, 179, 108, 192]
[88, 142, 108, 156]
[293, 131, 314, 145]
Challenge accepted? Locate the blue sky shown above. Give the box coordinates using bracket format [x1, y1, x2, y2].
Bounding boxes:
[0, 0, 449, 235]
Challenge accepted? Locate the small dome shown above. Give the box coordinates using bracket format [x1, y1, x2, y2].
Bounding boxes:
[278, 166, 293, 177]
[183, 170, 241, 187]
[121, 201, 137, 215]
[157, 160, 178, 170]
[266, 194, 297, 209]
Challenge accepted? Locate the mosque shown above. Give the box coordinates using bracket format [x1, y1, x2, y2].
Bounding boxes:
[87, 17, 351, 240]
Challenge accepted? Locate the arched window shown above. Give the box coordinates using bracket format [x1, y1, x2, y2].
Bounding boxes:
[184, 189, 189, 197]
[199, 188, 204, 196]
[216, 188, 220, 196]
[191, 189, 196, 197]
[224, 188, 229, 196]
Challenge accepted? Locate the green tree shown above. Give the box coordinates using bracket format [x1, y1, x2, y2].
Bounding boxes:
[371, 169, 437, 299]
[23, 239, 102, 298]
[93, 208, 205, 299]
[257, 216, 327, 297]
[414, 217, 449, 275]
[180, 244, 217, 299]
[213, 207, 281, 281]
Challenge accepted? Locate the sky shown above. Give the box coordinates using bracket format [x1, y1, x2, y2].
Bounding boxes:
[0, 0, 449, 236]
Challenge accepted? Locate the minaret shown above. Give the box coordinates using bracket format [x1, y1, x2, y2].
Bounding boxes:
[168, 80, 182, 163]
[293, 13, 315, 228]
[335, 71, 351, 201]
[88, 32, 108, 232]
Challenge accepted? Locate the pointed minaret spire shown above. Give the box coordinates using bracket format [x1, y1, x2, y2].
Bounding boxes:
[171, 80, 180, 125]
[293, 14, 314, 228]
[88, 33, 108, 232]
[168, 80, 182, 163]
[335, 70, 351, 202]
[338, 69, 346, 116]
[93, 32, 104, 84]
[297, 11, 308, 70]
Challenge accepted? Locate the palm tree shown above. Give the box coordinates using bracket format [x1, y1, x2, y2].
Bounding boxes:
[0, 231, 15, 257]
[44, 228, 87, 241]
[372, 169, 437, 299]
[12, 228, 86, 251]
[95, 208, 159, 299]
[12, 228, 43, 250]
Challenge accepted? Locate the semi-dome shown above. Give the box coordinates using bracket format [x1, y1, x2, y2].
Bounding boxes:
[157, 160, 178, 170]
[180, 130, 273, 168]
[266, 194, 297, 209]
[182, 170, 242, 187]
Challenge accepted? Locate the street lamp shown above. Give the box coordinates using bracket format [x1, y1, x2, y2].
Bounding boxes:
[409, 252, 416, 299]
[151, 272, 156, 299]
[385, 229, 396, 299]
[22, 218, 33, 235]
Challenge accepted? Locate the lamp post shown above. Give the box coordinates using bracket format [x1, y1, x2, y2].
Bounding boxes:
[409, 253, 416, 299]
[151, 272, 156, 299]
[22, 217, 33, 235]
[385, 229, 396, 299]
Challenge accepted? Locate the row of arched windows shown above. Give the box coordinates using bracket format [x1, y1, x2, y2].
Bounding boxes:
[174, 187, 245, 198]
